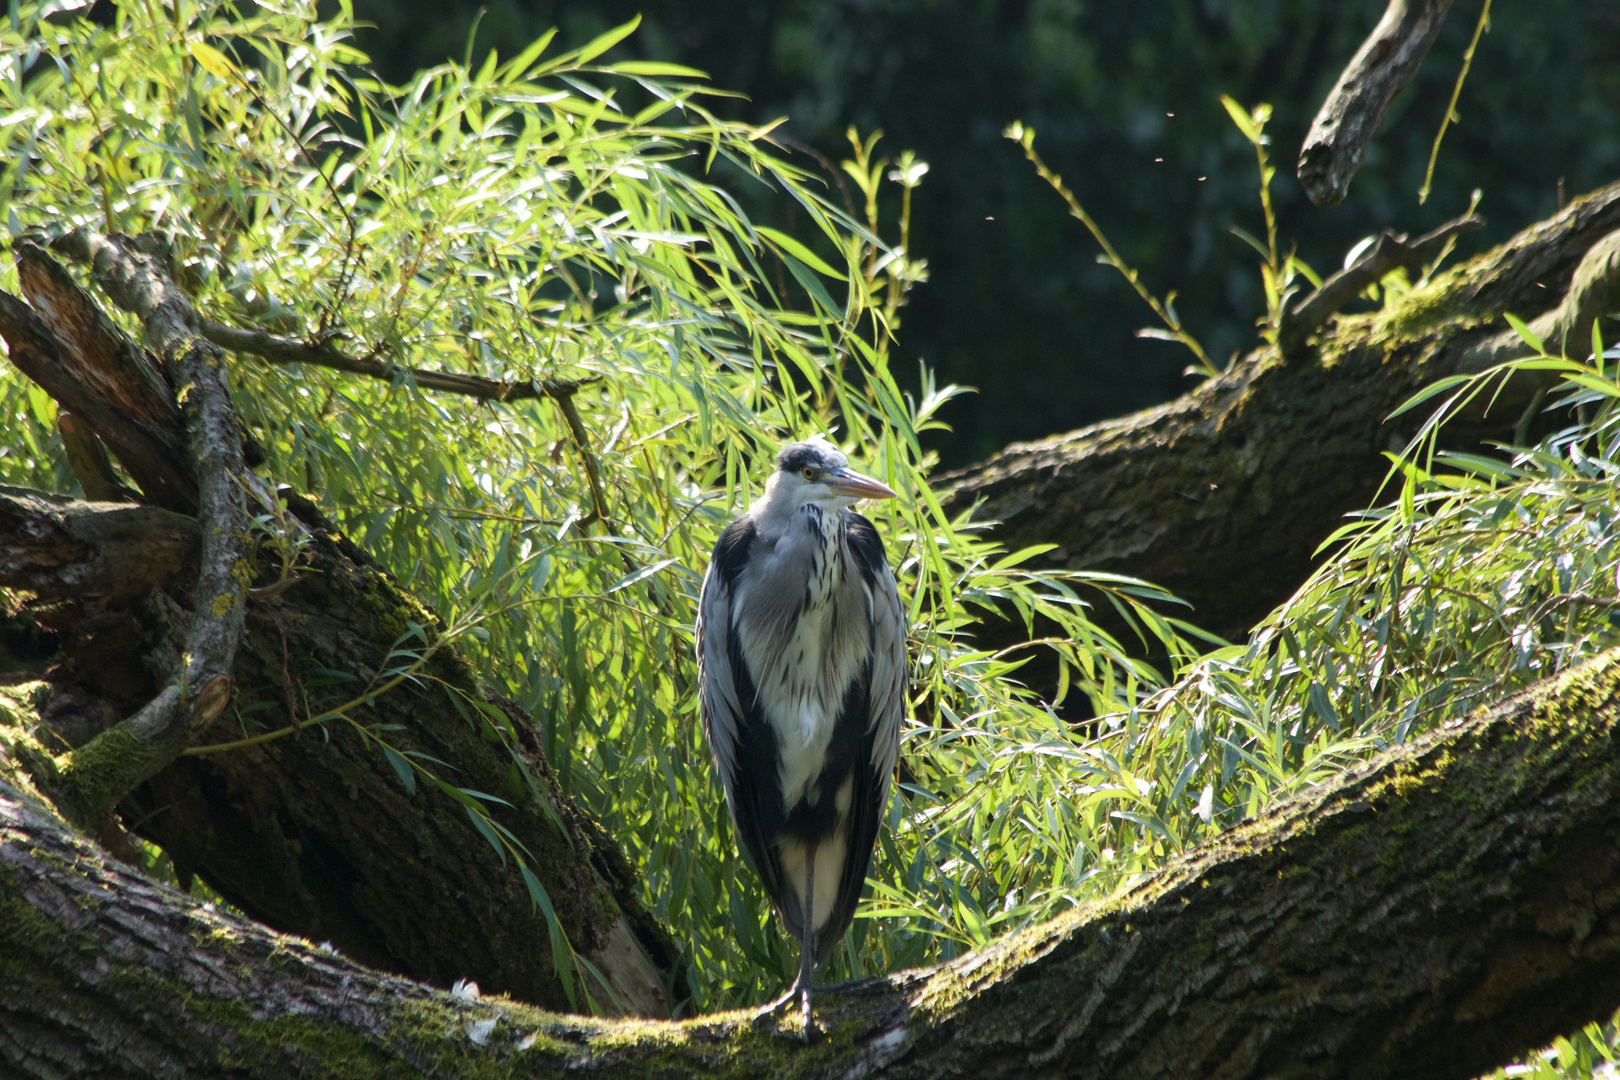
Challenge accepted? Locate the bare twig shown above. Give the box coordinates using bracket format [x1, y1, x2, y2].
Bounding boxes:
[1278, 212, 1485, 358]
[200, 300, 613, 528]
[49, 228, 597, 405]
[196, 320, 599, 403]
[1006, 122, 1216, 376]
[1298, 0, 1458, 208]
[1419, 0, 1492, 204]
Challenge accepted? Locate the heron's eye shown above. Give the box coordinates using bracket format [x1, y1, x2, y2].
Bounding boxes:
[802, 467, 817, 481]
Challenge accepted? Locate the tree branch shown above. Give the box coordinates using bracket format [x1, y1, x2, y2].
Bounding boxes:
[196, 319, 599, 403]
[48, 227, 615, 533]
[1278, 211, 1484, 358]
[936, 180, 1620, 647]
[8, 646, 1620, 1077]
[190, 316, 614, 525]
[50, 227, 599, 406]
[1298, 0, 1457, 208]
[11, 238, 251, 831]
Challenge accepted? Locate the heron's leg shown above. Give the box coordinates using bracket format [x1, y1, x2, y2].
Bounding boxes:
[794, 852, 817, 1039]
[754, 843, 820, 1038]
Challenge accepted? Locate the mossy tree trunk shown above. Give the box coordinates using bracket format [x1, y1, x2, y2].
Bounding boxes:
[0, 236, 679, 1018]
[7, 645, 1620, 1078]
[0, 485, 677, 1019]
[936, 181, 1620, 648]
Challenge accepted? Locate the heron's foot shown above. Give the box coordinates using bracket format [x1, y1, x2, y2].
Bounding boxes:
[751, 982, 819, 1039]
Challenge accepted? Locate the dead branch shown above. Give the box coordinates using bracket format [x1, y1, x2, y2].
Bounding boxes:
[1298, 0, 1457, 208]
[1279, 211, 1485, 358]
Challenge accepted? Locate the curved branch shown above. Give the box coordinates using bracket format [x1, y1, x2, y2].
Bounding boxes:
[197, 320, 600, 403]
[49, 227, 615, 531]
[8, 237, 249, 830]
[7, 647, 1620, 1077]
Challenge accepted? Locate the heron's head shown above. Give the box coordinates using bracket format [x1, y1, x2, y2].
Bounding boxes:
[757, 436, 897, 517]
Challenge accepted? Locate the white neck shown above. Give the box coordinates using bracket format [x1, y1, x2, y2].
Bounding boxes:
[749, 476, 855, 540]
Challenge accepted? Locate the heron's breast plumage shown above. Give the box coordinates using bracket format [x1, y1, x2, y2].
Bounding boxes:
[734, 504, 870, 809]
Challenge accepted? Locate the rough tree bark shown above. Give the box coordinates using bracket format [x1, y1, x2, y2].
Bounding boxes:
[0, 238, 678, 1017]
[7, 642, 1620, 1078]
[936, 181, 1620, 647]
[1296, 0, 1456, 208]
[2, 72, 1618, 1080]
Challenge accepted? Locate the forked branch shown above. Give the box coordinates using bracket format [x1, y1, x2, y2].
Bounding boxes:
[1278, 210, 1485, 358]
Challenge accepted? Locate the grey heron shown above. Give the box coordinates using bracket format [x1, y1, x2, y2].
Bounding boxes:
[696, 436, 906, 1036]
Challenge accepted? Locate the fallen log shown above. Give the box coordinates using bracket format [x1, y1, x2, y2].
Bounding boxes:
[7, 642, 1620, 1078]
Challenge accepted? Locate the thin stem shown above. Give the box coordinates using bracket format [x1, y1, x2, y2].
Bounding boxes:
[1419, 0, 1492, 205]
[1007, 124, 1215, 377]
[182, 633, 448, 756]
[1255, 138, 1278, 283]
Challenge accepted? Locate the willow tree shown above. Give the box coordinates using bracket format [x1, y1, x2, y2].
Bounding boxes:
[6, 3, 1620, 1078]
[0, 0, 1191, 1022]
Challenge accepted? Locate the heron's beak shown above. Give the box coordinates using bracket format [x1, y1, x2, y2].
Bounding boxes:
[827, 466, 898, 501]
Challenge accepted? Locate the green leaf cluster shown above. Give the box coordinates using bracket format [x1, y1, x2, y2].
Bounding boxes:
[1107, 335, 1620, 856]
[1111, 327, 1620, 1074]
[8, 9, 1620, 1064]
[0, 0, 1203, 1012]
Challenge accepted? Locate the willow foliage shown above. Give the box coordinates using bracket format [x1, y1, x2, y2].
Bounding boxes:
[1103, 334, 1620, 858]
[1125, 332, 1620, 1076]
[6, 9, 1619, 1065]
[0, 0, 1207, 1011]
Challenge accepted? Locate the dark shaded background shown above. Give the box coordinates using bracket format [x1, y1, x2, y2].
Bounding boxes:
[340, 0, 1620, 467]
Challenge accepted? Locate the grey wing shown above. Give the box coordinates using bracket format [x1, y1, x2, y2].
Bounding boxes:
[696, 516, 759, 815]
[866, 558, 906, 792]
[811, 511, 907, 957]
[846, 510, 906, 792]
[697, 559, 742, 809]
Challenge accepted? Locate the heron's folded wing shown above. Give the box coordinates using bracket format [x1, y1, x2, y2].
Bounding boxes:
[697, 518, 759, 793]
[866, 566, 906, 787]
[697, 519, 792, 913]
[846, 512, 906, 785]
[816, 512, 908, 956]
